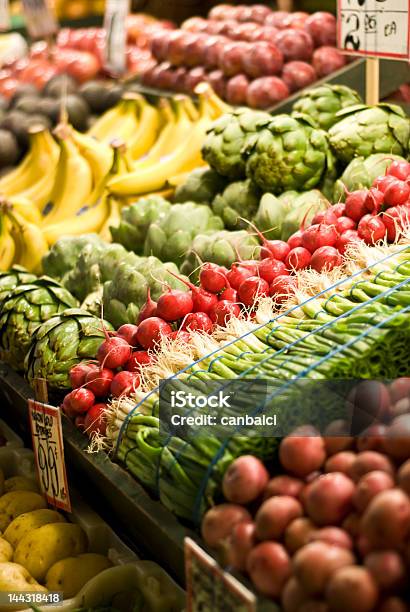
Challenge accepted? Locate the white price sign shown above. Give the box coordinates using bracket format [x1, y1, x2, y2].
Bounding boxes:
[22, 0, 57, 39]
[104, 0, 130, 76]
[28, 400, 71, 513]
[338, 0, 410, 59]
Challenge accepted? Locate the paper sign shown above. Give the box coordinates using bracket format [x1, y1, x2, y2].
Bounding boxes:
[22, 0, 58, 39]
[104, 0, 130, 76]
[337, 0, 410, 59]
[0, 0, 10, 31]
[185, 538, 256, 612]
[28, 400, 71, 512]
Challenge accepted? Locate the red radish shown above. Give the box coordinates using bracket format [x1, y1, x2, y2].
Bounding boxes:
[287, 230, 304, 249]
[226, 264, 254, 290]
[125, 350, 152, 372]
[247, 542, 291, 598]
[65, 388, 95, 415]
[387, 159, 410, 181]
[227, 521, 256, 572]
[383, 179, 410, 207]
[332, 203, 346, 217]
[220, 287, 238, 302]
[345, 190, 369, 221]
[69, 363, 93, 389]
[301, 224, 338, 253]
[222, 455, 269, 504]
[279, 427, 326, 477]
[200, 263, 227, 293]
[156, 289, 193, 322]
[336, 216, 356, 234]
[75, 415, 86, 431]
[311, 246, 342, 272]
[364, 188, 384, 214]
[97, 334, 132, 369]
[62, 395, 76, 419]
[270, 275, 296, 303]
[84, 403, 107, 437]
[374, 175, 396, 194]
[261, 239, 290, 261]
[209, 300, 241, 325]
[137, 288, 157, 323]
[136, 317, 172, 349]
[311, 209, 338, 226]
[357, 214, 386, 245]
[110, 371, 140, 398]
[382, 205, 410, 241]
[238, 276, 270, 307]
[336, 229, 361, 254]
[258, 258, 288, 283]
[116, 324, 139, 346]
[180, 312, 213, 333]
[201, 503, 251, 548]
[286, 247, 311, 271]
[167, 330, 191, 343]
[168, 270, 218, 313]
[85, 367, 114, 397]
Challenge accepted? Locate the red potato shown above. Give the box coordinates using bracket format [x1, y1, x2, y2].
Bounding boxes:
[365, 551, 406, 592]
[246, 75, 290, 109]
[225, 74, 249, 105]
[325, 566, 379, 612]
[383, 414, 410, 461]
[304, 12, 337, 47]
[361, 489, 410, 549]
[202, 36, 227, 69]
[181, 17, 208, 32]
[255, 495, 303, 541]
[263, 475, 304, 500]
[397, 459, 410, 495]
[357, 424, 389, 453]
[293, 541, 355, 596]
[279, 428, 326, 477]
[166, 31, 190, 66]
[391, 397, 410, 419]
[201, 504, 252, 548]
[219, 41, 249, 76]
[183, 33, 208, 67]
[150, 30, 172, 61]
[282, 577, 309, 612]
[242, 41, 284, 78]
[323, 419, 353, 455]
[305, 472, 355, 525]
[299, 602, 329, 612]
[348, 451, 395, 483]
[150, 62, 178, 90]
[325, 451, 357, 475]
[246, 541, 291, 598]
[273, 29, 314, 62]
[283, 12, 310, 30]
[251, 26, 279, 43]
[184, 67, 208, 92]
[284, 517, 316, 554]
[308, 527, 353, 550]
[227, 521, 256, 572]
[249, 4, 273, 24]
[266, 11, 290, 29]
[222, 455, 269, 504]
[377, 598, 409, 612]
[206, 69, 226, 98]
[390, 377, 410, 404]
[353, 471, 395, 514]
[208, 5, 238, 21]
[342, 512, 361, 538]
[282, 61, 317, 93]
[229, 22, 260, 42]
[312, 46, 346, 77]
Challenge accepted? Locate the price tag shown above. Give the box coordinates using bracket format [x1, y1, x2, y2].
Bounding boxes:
[28, 399, 71, 512]
[185, 538, 256, 612]
[0, 0, 10, 31]
[22, 0, 58, 39]
[337, 0, 410, 59]
[103, 0, 130, 76]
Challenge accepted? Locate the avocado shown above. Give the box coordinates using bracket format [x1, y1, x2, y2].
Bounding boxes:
[103, 84, 124, 109]
[79, 80, 111, 114]
[43, 74, 77, 98]
[26, 114, 52, 130]
[64, 94, 90, 131]
[9, 84, 39, 107]
[0, 129, 19, 168]
[0, 111, 30, 148]
[0, 95, 7, 113]
[37, 97, 61, 123]
[14, 95, 42, 115]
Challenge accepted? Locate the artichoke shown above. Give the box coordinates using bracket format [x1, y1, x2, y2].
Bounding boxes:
[143, 202, 224, 265]
[212, 179, 261, 230]
[174, 167, 227, 205]
[245, 113, 334, 194]
[110, 195, 171, 254]
[25, 309, 112, 391]
[292, 85, 363, 131]
[0, 278, 78, 371]
[329, 103, 410, 165]
[333, 153, 407, 201]
[181, 230, 260, 277]
[0, 266, 36, 305]
[103, 257, 188, 328]
[253, 193, 293, 240]
[202, 108, 271, 180]
[279, 190, 330, 241]
[42, 234, 106, 282]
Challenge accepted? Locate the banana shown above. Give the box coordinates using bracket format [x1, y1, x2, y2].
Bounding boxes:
[1, 196, 42, 226]
[7, 211, 48, 274]
[127, 96, 161, 161]
[87, 97, 140, 144]
[0, 217, 15, 271]
[70, 128, 114, 187]
[17, 170, 57, 213]
[195, 82, 232, 118]
[99, 195, 122, 242]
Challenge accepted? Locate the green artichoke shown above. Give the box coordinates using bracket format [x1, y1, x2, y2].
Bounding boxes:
[253, 193, 293, 240]
[103, 257, 188, 328]
[245, 113, 334, 194]
[212, 179, 261, 230]
[0, 278, 78, 371]
[0, 266, 36, 305]
[292, 85, 363, 131]
[42, 234, 106, 281]
[143, 202, 224, 265]
[280, 190, 330, 241]
[333, 153, 407, 201]
[110, 195, 171, 254]
[202, 108, 271, 179]
[174, 167, 227, 205]
[25, 309, 112, 391]
[328, 103, 410, 165]
[181, 230, 260, 277]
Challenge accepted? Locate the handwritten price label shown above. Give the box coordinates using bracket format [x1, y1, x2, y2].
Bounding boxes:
[22, 0, 57, 39]
[103, 0, 130, 76]
[28, 400, 71, 512]
[338, 0, 410, 58]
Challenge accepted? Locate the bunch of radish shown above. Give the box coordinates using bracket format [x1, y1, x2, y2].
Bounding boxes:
[141, 7, 345, 109]
[285, 160, 410, 274]
[201, 378, 410, 610]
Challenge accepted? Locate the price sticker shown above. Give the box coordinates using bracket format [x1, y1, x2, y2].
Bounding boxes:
[22, 0, 58, 39]
[185, 538, 256, 612]
[28, 399, 71, 512]
[338, 0, 410, 59]
[104, 0, 130, 76]
[0, 0, 10, 31]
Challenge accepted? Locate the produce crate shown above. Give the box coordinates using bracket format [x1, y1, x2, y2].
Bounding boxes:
[0, 418, 23, 449]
